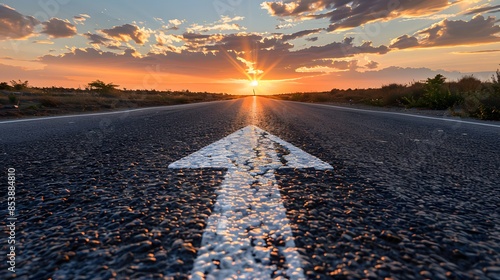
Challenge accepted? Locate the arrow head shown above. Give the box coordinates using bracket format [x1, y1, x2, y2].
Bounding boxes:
[168, 126, 332, 170]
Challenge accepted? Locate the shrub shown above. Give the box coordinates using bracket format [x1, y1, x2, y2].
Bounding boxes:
[8, 94, 18, 104]
[10, 80, 29, 91]
[0, 82, 11, 90]
[492, 68, 500, 96]
[87, 80, 119, 94]
[469, 96, 500, 120]
[39, 97, 61, 107]
[401, 95, 428, 108]
[454, 75, 482, 93]
[420, 74, 462, 109]
[381, 83, 406, 91]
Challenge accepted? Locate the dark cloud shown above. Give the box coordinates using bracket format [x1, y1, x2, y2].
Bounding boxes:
[199, 33, 294, 53]
[422, 16, 500, 46]
[306, 37, 318, 42]
[84, 32, 112, 45]
[261, 0, 450, 31]
[297, 37, 389, 58]
[365, 61, 379, 69]
[465, 4, 500, 15]
[456, 49, 500, 54]
[390, 34, 420, 49]
[282, 28, 323, 41]
[41, 18, 77, 38]
[73, 14, 90, 25]
[101, 24, 151, 45]
[332, 60, 358, 70]
[393, 15, 500, 49]
[183, 32, 213, 40]
[38, 33, 390, 82]
[0, 4, 39, 40]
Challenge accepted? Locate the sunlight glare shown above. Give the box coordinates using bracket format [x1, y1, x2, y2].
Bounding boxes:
[250, 80, 259, 87]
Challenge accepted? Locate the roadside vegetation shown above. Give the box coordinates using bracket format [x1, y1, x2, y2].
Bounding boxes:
[0, 80, 238, 118]
[271, 68, 500, 121]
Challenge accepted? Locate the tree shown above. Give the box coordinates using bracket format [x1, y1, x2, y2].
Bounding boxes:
[10, 80, 29, 91]
[423, 74, 461, 109]
[0, 82, 11, 90]
[87, 80, 119, 93]
[492, 67, 500, 96]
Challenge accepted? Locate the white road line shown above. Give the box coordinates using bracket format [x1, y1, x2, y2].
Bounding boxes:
[0, 101, 228, 125]
[0, 107, 160, 124]
[305, 103, 500, 128]
[169, 125, 332, 279]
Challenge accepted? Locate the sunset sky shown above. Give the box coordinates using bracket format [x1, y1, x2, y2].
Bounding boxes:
[1, 1, 499, 95]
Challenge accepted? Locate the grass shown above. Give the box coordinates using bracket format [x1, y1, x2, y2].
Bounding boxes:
[270, 72, 500, 121]
[2, 71, 500, 121]
[0, 88, 239, 119]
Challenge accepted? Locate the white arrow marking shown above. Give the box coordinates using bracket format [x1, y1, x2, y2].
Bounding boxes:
[169, 125, 332, 279]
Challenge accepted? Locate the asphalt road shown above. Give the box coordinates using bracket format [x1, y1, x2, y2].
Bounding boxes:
[1, 97, 499, 279]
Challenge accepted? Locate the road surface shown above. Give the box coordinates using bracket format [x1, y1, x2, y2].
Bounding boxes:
[1, 97, 499, 279]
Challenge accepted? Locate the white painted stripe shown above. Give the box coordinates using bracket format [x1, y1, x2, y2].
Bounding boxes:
[168, 125, 332, 170]
[169, 126, 331, 279]
[0, 107, 162, 124]
[0, 100, 229, 125]
[302, 103, 500, 129]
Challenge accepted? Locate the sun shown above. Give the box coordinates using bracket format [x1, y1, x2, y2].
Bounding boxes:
[250, 80, 259, 87]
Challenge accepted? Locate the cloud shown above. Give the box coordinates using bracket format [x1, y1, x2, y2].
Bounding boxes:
[84, 32, 112, 45]
[152, 32, 184, 53]
[296, 57, 381, 73]
[332, 60, 358, 70]
[261, 0, 451, 31]
[101, 24, 151, 45]
[0, 4, 40, 40]
[282, 28, 323, 41]
[237, 57, 264, 75]
[37, 33, 390, 84]
[390, 15, 500, 49]
[73, 14, 90, 25]
[166, 19, 185, 30]
[187, 16, 245, 33]
[454, 49, 500, 54]
[365, 60, 379, 69]
[390, 34, 420, 49]
[155, 32, 183, 46]
[33, 40, 54, 45]
[464, 4, 500, 15]
[41, 18, 77, 38]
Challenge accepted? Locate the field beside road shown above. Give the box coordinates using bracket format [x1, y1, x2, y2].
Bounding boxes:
[269, 73, 500, 121]
[0, 89, 240, 119]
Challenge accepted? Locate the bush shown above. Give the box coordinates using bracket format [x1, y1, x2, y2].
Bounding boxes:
[39, 97, 61, 107]
[469, 96, 500, 120]
[0, 82, 11, 90]
[8, 94, 18, 104]
[492, 68, 500, 96]
[454, 75, 482, 93]
[10, 80, 29, 91]
[381, 83, 406, 91]
[423, 75, 455, 109]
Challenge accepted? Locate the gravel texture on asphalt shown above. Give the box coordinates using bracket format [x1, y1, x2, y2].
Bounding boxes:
[260, 100, 500, 280]
[1, 97, 499, 279]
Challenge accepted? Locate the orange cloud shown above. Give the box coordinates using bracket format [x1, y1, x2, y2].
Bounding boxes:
[101, 24, 151, 45]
